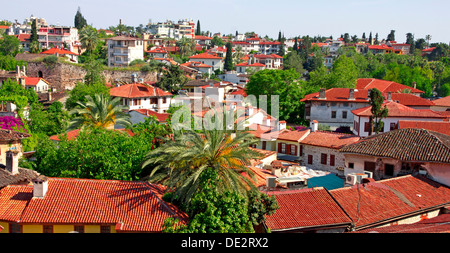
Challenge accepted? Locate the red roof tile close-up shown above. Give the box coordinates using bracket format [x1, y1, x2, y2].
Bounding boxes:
[110, 83, 172, 98]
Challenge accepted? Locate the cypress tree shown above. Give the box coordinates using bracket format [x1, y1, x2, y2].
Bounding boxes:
[31, 19, 38, 43]
[74, 7, 87, 30]
[293, 37, 298, 53]
[368, 32, 373, 45]
[224, 42, 233, 71]
[196, 20, 201, 36]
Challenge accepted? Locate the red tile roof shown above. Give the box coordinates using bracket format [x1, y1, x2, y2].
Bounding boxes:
[264, 188, 352, 232]
[181, 61, 212, 69]
[356, 78, 424, 93]
[389, 93, 434, 107]
[432, 96, 450, 107]
[194, 35, 212, 40]
[110, 83, 172, 98]
[24, 77, 49, 86]
[41, 47, 77, 55]
[353, 214, 450, 233]
[277, 128, 310, 142]
[0, 178, 188, 232]
[351, 101, 445, 119]
[301, 88, 370, 103]
[330, 175, 450, 230]
[235, 62, 265, 67]
[189, 52, 222, 59]
[397, 121, 450, 136]
[132, 109, 169, 122]
[300, 131, 361, 149]
[16, 34, 31, 42]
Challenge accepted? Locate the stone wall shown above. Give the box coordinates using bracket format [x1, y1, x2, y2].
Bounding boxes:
[25, 62, 158, 91]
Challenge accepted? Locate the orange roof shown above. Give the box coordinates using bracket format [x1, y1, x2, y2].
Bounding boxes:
[352, 101, 446, 119]
[389, 93, 434, 107]
[194, 35, 212, 40]
[146, 47, 168, 54]
[300, 131, 360, 149]
[330, 175, 450, 229]
[301, 88, 369, 103]
[356, 78, 424, 93]
[110, 83, 172, 98]
[15, 34, 31, 42]
[398, 121, 450, 136]
[265, 188, 352, 232]
[235, 62, 265, 67]
[181, 61, 212, 69]
[132, 109, 169, 122]
[277, 128, 310, 142]
[24, 77, 49, 86]
[41, 47, 77, 55]
[432, 96, 450, 107]
[189, 52, 222, 59]
[0, 178, 188, 232]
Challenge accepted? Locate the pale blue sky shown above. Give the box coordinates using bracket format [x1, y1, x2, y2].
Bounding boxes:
[2, 0, 450, 43]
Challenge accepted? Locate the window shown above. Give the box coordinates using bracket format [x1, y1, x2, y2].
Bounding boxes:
[101, 226, 111, 233]
[262, 141, 266, 150]
[330, 155, 335, 166]
[151, 98, 158, 104]
[342, 111, 347, 119]
[348, 163, 354, 169]
[308, 155, 313, 165]
[290, 145, 296, 156]
[74, 225, 84, 233]
[163, 97, 167, 103]
[390, 123, 397, 131]
[10, 223, 21, 233]
[321, 153, 327, 165]
[43, 225, 53, 233]
[364, 122, 371, 132]
[281, 143, 286, 153]
[299, 145, 303, 156]
[385, 164, 394, 176]
[331, 111, 336, 119]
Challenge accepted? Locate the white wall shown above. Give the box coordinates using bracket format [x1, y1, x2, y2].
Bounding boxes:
[309, 101, 369, 130]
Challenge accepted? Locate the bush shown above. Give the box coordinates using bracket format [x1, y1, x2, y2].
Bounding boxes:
[140, 64, 151, 72]
[43, 55, 58, 64]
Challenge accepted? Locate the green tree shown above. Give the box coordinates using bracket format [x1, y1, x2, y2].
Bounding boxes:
[245, 68, 305, 123]
[211, 36, 225, 47]
[156, 64, 187, 93]
[30, 19, 38, 43]
[74, 7, 87, 30]
[68, 93, 131, 131]
[176, 37, 195, 59]
[283, 51, 305, 74]
[368, 88, 388, 135]
[79, 25, 98, 56]
[34, 128, 154, 180]
[0, 35, 20, 56]
[386, 30, 395, 42]
[196, 20, 201, 36]
[406, 33, 415, 54]
[28, 102, 69, 136]
[328, 55, 358, 88]
[83, 57, 105, 85]
[224, 42, 233, 71]
[142, 122, 262, 209]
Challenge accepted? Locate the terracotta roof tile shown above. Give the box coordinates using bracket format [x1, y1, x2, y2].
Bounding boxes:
[398, 121, 450, 136]
[330, 175, 450, 230]
[356, 78, 424, 93]
[41, 47, 77, 55]
[110, 83, 172, 98]
[265, 188, 352, 231]
[189, 52, 222, 59]
[0, 167, 40, 188]
[351, 101, 445, 118]
[0, 178, 187, 232]
[132, 109, 169, 122]
[432, 96, 450, 107]
[300, 131, 361, 149]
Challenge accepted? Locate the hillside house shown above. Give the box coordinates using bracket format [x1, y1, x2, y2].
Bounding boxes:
[188, 52, 223, 72]
[107, 36, 144, 67]
[110, 82, 172, 114]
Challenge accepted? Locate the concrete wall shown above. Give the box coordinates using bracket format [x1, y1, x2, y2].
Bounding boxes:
[309, 101, 369, 130]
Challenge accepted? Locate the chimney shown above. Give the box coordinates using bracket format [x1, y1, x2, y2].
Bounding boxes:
[33, 175, 49, 198]
[278, 120, 286, 131]
[348, 88, 355, 100]
[413, 82, 416, 89]
[48, 92, 52, 102]
[6, 150, 19, 175]
[21, 65, 26, 76]
[318, 88, 326, 99]
[16, 66, 21, 77]
[310, 120, 319, 132]
[387, 92, 392, 102]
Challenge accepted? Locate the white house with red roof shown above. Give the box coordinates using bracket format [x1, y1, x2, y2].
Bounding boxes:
[21, 77, 50, 93]
[109, 82, 172, 113]
[194, 35, 212, 46]
[129, 109, 169, 125]
[41, 47, 78, 63]
[352, 101, 446, 137]
[301, 79, 429, 130]
[145, 47, 168, 59]
[180, 61, 213, 76]
[188, 52, 223, 72]
[258, 41, 281, 55]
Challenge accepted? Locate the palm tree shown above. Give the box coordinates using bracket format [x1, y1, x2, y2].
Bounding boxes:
[79, 25, 98, 56]
[176, 36, 195, 59]
[425, 34, 432, 48]
[68, 93, 131, 131]
[142, 112, 263, 209]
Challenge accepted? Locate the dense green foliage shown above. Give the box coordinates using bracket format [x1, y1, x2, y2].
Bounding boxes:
[65, 82, 110, 110]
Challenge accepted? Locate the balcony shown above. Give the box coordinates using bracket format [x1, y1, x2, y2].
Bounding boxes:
[113, 50, 128, 56]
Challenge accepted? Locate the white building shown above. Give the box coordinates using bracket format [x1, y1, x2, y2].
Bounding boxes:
[352, 101, 447, 137]
[110, 82, 172, 113]
[37, 26, 79, 52]
[188, 52, 223, 72]
[107, 36, 144, 67]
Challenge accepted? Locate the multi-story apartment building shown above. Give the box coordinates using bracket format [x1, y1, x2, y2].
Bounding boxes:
[147, 19, 195, 40]
[37, 26, 79, 52]
[173, 19, 195, 40]
[107, 36, 144, 67]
